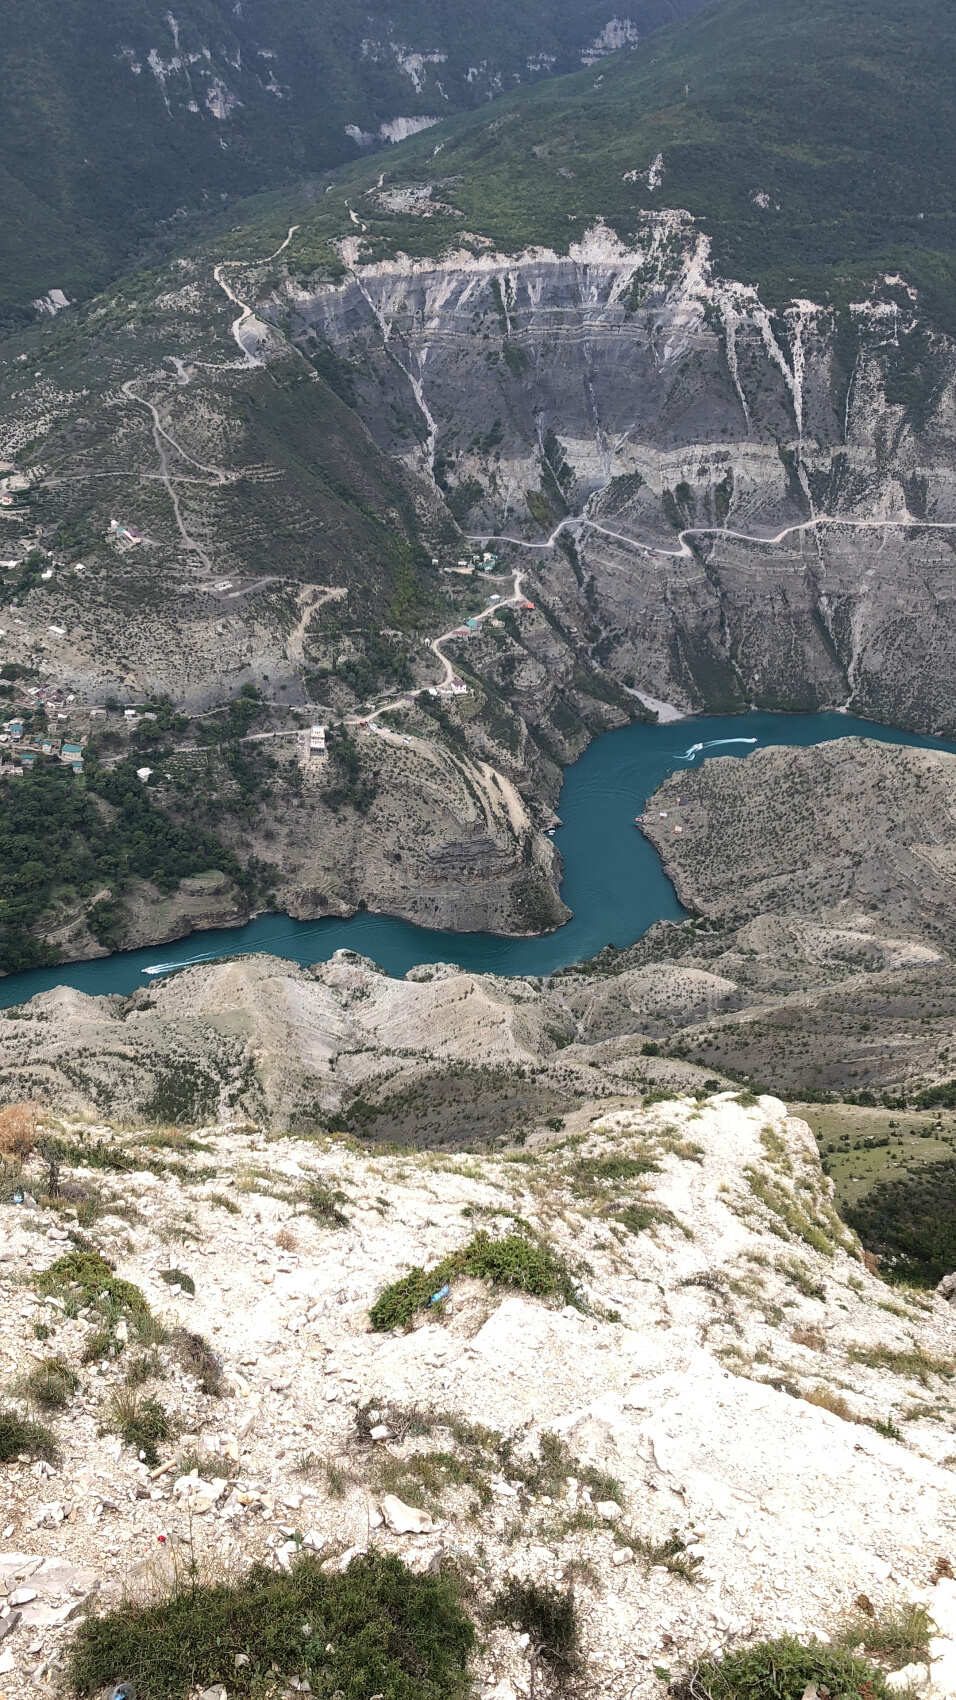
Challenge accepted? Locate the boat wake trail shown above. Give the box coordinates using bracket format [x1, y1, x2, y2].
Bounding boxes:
[143, 952, 219, 977]
[677, 737, 759, 762]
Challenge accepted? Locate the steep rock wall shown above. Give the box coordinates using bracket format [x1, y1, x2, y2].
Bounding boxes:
[289, 221, 956, 730]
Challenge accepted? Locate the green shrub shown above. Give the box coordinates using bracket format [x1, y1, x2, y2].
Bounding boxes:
[574, 1154, 659, 1185]
[159, 1268, 195, 1295]
[369, 1232, 579, 1331]
[69, 1552, 474, 1699]
[845, 1158, 956, 1287]
[305, 1181, 349, 1227]
[615, 1202, 682, 1237]
[22, 1356, 79, 1409]
[35, 1249, 158, 1355]
[0, 1406, 59, 1462]
[463, 1233, 576, 1300]
[491, 1578, 578, 1671]
[675, 1636, 894, 1700]
[108, 1389, 174, 1467]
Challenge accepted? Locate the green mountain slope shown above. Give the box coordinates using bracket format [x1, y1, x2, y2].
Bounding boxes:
[228, 0, 955, 323]
[0, 0, 709, 317]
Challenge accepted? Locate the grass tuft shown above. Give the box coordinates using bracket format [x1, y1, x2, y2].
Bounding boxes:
[632, 1531, 703, 1582]
[108, 1388, 174, 1467]
[304, 1181, 349, 1227]
[172, 1328, 225, 1398]
[848, 1343, 954, 1385]
[22, 1355, 79, 1409]
[837, 1602, 931, 1664]
[0, 1406, 59, 1462]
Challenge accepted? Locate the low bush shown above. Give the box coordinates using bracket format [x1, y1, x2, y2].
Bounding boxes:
[369, 1232, 579, 1331]
[36, 1248, 149, 1311]
[491, 1578, 578, 1673]
[159, 1268, 195, 1295]
[574, 1154, 660, 1186]
[615, 1202, 682, 1237]
[0, 1406, 59, 1462]
[69, 1552, 474, 1699]
[674, 1635, 895, 1700]
[305, 1181, 349, 1227]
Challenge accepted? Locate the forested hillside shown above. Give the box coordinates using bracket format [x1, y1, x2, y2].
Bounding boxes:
[227, 0, 955, 322]
[0, 0, 709, 317]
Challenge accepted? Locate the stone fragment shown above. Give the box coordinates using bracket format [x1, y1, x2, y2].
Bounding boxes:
[611, 1547, 634, 1566]
[405, 1544, 443, 1575]
[886, 1663, 929, 1694]
[380, 1495, 434, 1535]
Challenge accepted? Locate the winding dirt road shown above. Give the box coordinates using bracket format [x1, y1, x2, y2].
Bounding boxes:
[348, 567, 525, 725]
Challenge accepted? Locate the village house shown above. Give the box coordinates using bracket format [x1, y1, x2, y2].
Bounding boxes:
[109, 519, 143, 549]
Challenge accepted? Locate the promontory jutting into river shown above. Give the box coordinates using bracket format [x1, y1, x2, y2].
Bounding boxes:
[5, 711, 956, 1010]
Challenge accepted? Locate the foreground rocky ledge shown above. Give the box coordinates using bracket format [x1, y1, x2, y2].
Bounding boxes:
[1, 1091, 955, 1696]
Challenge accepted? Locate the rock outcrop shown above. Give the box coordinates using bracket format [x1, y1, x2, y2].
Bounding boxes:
[2, 1091, 955, 1697]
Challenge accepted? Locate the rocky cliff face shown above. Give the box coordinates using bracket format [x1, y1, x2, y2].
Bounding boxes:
[290, 220, 956, 732]
[2, 1090, 956, 1697]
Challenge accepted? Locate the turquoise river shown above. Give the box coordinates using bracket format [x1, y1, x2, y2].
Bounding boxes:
[3, 709, 955, 1010]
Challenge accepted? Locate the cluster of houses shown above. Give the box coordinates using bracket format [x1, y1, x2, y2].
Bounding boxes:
[442, 550, 501, 575]
[426, 677, 468, 699]
[0, 715, 86, 775]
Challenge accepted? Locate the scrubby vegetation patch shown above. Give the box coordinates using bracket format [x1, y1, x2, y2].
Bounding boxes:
[69, 1552, 474, 1700]
[369, 1231, 580, 1331]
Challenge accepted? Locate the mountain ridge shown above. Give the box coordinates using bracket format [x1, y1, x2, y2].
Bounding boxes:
[0, 0, 710, 317]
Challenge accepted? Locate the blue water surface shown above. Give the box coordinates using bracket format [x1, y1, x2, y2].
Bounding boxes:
[4, 709, 954, 1009]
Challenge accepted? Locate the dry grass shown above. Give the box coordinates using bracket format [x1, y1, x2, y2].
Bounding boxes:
[791, 1327, 826, 1351]
[803, 1386, 854, 1421]
[0, 1100, 41, 1161]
